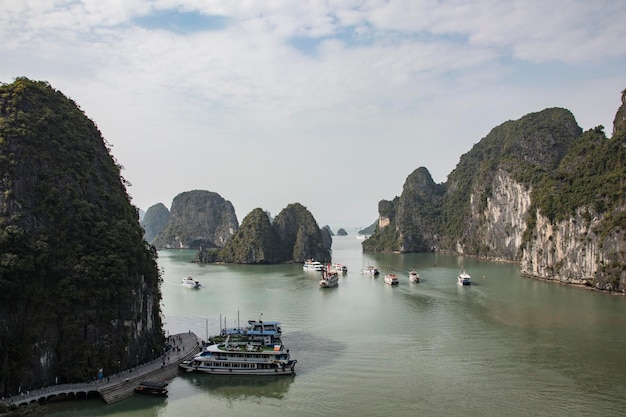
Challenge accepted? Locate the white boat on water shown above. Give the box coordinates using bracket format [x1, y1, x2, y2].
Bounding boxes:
[182, 276, 201, 289]
[458, 268, 471, 285]
[180, 319, 297, 376]
[303, 259, 323, 271]
[384, 272, 399, 285]
[319, 268, 339, 288]
[362, 265, 380, 276]
[409, 269, 420, 283]
[331, 263, 348, 274]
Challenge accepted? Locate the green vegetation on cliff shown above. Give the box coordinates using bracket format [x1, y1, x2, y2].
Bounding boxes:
[197, 203, 331, 264]
[530, 125, 626, 232]
[440, 108, 581, 253]
[141, 203, 170, 244]
[220, 208, 282, 263]
[364, 107, 583, 254]
[153, 190, 238, 249]
[272, 203, 331, 263]
[0, 78, 164, 396]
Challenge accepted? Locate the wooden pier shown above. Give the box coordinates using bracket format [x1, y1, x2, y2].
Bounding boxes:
[4, 332, 201, 407]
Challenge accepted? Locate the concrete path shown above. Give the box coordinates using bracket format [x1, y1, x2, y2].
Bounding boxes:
[4, 332, 201, 407]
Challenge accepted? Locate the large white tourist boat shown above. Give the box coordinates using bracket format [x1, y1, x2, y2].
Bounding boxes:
[181, 276, 201, 289]
[180, 319, 297, 375]
[303, 259, 323, 271]
[458, 268, 471, 286]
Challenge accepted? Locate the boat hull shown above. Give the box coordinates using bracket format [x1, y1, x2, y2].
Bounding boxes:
[180, 361, 297, 376]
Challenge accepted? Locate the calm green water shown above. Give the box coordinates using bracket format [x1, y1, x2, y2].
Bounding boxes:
[44, 236, 626, 417]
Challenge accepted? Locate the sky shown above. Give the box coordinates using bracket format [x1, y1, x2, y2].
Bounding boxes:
[1, 0, 625, 230]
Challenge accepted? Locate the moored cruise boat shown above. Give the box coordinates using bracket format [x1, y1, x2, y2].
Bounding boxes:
[362, 265, 380, 276]
[458, 268, 471, 285]
[181, 276, 201, 289]
[409, 269, 420, 283]
[180, 318, 297, 376]
[384, 272, 399, 285]
[319, 268, 339, 288]
[303, 259, 323, 271]
[331, 263, 348, 274]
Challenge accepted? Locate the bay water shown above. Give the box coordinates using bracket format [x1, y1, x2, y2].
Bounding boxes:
[43, 236, 626, 416]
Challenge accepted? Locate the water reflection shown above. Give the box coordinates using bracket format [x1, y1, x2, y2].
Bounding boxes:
[181, 373, 295, 400]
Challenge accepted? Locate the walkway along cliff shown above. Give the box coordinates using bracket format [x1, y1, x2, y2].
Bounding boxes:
[4, 332, 200, 407]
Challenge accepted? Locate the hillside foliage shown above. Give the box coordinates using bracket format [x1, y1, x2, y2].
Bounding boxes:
[0, 78, 164, 396]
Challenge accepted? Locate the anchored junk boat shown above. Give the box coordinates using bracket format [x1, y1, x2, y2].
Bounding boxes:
[319, 266, 339, 288]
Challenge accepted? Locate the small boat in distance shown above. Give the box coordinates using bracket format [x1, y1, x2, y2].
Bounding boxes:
[331, 263, 348, 274]
[458, 268, 471, 286]
[362, 265, 380, 276]
[384, 272, 399, 285]
[182, 276, 201, 289]
[134, 381, 168, 396]
[319, 267, 339, 288]
[409, 269, 420, 283]
[303, 259, 323, 271]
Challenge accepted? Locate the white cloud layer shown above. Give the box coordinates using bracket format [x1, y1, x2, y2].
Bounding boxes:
[1, 0, 625, 228]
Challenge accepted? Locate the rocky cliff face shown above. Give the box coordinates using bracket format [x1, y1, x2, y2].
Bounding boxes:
[197, 203, 331, 264]
[219, 208, 282, 263]
[363, 167, 445, 252]
[0, 78, 164, 396]
[153, 190, 238, 249]
[520, 95, 626, 291]
[521, 208, 599, 285]
[272, 203, 332, 263]
[479, 170, 532, 260]
[366, 91, 626, 292]
[613, 88, 626, 136]
[141, 203, 170, 244]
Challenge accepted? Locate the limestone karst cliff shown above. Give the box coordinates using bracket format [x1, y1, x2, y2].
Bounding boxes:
[200, 203, 331, 264]
[141, 202, 170, 244]
[0, 78, 164, 396]
[153, 190, 239, 249]
[365, 91, 626, 292]
[218, 208, 282, 263]
[272, 203, 332, 263]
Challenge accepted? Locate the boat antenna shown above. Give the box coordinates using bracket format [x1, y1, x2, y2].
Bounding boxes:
[237, 310, 240, 330]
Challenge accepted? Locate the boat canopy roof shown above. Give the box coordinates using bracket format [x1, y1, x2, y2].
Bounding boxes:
[222, 320, 282, 336]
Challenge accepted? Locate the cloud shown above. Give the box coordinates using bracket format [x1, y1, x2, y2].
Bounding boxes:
[1, 0, 625, 226]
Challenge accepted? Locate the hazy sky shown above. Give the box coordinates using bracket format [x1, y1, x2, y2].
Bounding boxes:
[2, 1, 625, 229]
